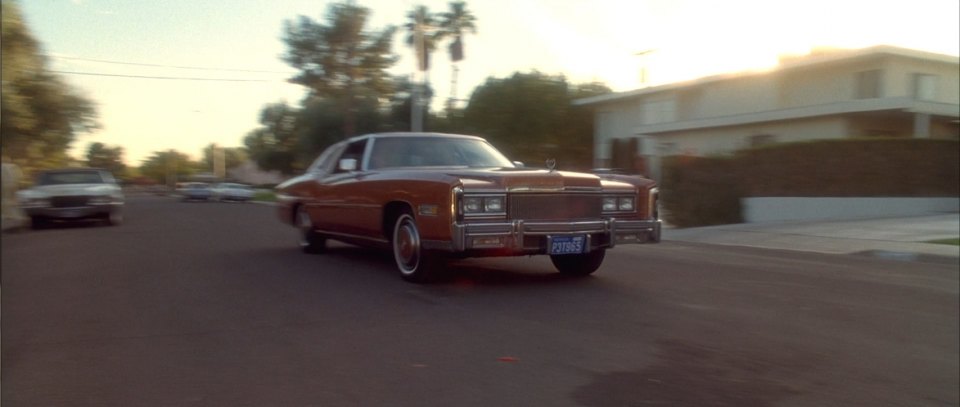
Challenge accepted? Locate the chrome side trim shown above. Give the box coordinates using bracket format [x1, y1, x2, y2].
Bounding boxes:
[316, 229, 390, 245]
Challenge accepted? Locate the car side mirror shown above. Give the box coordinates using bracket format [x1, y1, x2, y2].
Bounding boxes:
[338, 158, 358, 172]
[513, 161, 525, 168]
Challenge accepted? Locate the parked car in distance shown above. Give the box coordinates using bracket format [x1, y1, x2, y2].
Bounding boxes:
[180, 182, 213, 201]
[211, 182, 254, 202]
[17, 168, 124, 229]
[275, 132, 661, 283]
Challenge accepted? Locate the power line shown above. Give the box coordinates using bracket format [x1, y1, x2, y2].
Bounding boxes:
[49, 70, 281, 82]
[45, 54, 296, 75]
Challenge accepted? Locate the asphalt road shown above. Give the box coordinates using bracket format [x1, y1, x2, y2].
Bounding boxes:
[2, 196, 958, 407]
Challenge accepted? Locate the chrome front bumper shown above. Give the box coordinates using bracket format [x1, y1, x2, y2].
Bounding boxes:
[425, 218, 661, 254]
[23, 203, 121, 220]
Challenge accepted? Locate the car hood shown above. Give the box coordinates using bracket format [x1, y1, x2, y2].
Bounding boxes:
[20, 183, 119, 198]
[441, 168, 621, 192]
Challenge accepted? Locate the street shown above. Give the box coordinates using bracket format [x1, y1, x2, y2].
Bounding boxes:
[2, 196, 958, 406]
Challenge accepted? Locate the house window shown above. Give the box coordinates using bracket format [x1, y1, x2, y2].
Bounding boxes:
[855, 70, 882, 99]
[913, 74, 937, 101]
[749, 134, 776, 147]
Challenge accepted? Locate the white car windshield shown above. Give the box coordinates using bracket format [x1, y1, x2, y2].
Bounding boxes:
[368, 137, 514, 169]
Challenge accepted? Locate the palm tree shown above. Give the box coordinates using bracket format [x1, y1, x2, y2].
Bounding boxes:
[403, 5, 444, 131]
[438, 1, 477, 110]
[403, 5, 440, 72]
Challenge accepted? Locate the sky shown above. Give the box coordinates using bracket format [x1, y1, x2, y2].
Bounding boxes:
[17, 0, 960, 166]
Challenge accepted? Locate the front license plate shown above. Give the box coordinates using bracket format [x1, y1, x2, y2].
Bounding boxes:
[549, 235, 585, 255]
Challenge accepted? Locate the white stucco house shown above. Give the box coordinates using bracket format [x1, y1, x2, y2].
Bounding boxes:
[227, 160, 285, 186]
[575, 45, 960, 182]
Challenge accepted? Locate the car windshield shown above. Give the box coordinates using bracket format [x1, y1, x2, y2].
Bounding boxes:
[368, 137, 514, 169]
[37, 171, 104, 185]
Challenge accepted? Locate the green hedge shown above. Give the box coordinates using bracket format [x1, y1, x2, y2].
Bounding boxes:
[662, 138, 959, 227]
[661, 156, 744, 227]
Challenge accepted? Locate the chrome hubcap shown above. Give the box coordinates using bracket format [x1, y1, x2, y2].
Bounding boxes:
[297, 209, 312, 246]
[394, 216, 420, 273]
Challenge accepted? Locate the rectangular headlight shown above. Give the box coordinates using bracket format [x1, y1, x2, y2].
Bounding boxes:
[463, 197, 483, 213]
[484, 197, 504, 212]
[462, 195, 506, 215]
[603, 195, 636, 212]
[602, 197, 618, 211]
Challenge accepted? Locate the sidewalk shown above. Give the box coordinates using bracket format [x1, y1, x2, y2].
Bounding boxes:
[663, 213, 960, 261]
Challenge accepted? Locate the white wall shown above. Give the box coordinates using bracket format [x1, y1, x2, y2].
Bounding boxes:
[648, 116, 848, 156]
[743, 197, 960, 223]
[690, 75, 779, 118]
[586, 49, 959, 167]
[594, 107, 641, 166]
[883, 58, 960, 103]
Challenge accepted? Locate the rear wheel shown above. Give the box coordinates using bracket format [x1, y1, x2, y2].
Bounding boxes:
[550, 249, 606, 276]
[297, 205, 326, 254]
[393, 212, 443, 283]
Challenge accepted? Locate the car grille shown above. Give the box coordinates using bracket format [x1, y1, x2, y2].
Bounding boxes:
[51, 196, 90, 208]
[509, 194, 602, 220]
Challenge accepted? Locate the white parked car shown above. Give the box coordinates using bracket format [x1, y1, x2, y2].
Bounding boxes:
[17, 168, 124, 229]
[211, 182, 254, 202]
[180, 182, 214, 201]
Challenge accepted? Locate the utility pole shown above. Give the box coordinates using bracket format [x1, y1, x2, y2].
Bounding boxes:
[635, 49, 657, 87]
[411, 13, 427, 132]
[213, 144, 225, 180]
[447, 64, 459, 112]
[166, 149, 177, 191]
[410, 15, 423, 132]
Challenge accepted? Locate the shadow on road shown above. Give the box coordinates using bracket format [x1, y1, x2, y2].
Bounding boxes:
[271, 243, 600, 287]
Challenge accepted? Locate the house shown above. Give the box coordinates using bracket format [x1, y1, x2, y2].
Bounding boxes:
[226, 160, 285, 186]
[574, 45, 960, 181]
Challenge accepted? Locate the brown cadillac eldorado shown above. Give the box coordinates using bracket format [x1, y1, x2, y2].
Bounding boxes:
[276, 132, 660, 282]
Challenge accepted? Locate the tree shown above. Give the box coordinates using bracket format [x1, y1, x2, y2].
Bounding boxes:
[403, 5, 441, 72]
[384, 76, 434, 132]
[138, 150, 197, 186]
[1, 1, 98, 178]
[437, 1, 477, 109]
[281, 2, 397, 138]
[463, 72, 610, 170]
[243, 102, 304, 175]
[86, 142, 126, 176]
[200, 143, 247, 174]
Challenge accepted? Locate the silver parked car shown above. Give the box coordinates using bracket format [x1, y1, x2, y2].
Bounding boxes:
[180, 182, 213, 201]
[211, 182, 254, 202]
[17, 168, 124, 229]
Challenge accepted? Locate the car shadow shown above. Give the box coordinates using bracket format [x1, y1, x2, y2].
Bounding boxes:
[30, 218, 110, 230]
[314, 244, 596, 287]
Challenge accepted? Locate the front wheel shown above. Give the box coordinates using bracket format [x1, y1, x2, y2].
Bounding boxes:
[297, 206, 326, 254]
[550, 249, 606, 276]
[103, 210, 123, 226]
[30, 216, 46, 230]
[393, 212, 443, 283]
